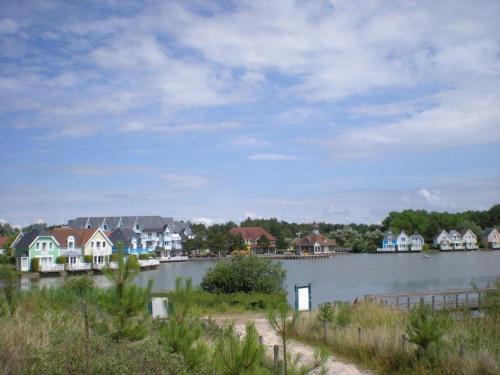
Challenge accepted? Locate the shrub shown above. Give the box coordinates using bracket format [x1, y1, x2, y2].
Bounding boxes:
[31, 258, 39, 272]
[201, 255, 286, 294]
[138, 253, 150, 260]
[110, 253, 119, 262]
[83, 255, 92, 263]
[56, 256, 68, 264]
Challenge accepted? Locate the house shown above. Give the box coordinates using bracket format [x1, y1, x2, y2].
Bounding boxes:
[409, 233, 425, 252]
[448, 230, 464, 250]
[433, 230, 452, 250]
[229, 227, 276, 254]
[67, 216, 191, 254]
[295, 223, 336, 254]
[0, 236, 7, 255]
[461, 229, 478, 250]
[396, 230, 410, 251]
[378, 231, 397, 252]
[108, 228, 149, 256]
[482, 228, 500, 249]
[14, 230, 61, 272]
[49, 228, 91, 270]
[79, 228, 113, 268]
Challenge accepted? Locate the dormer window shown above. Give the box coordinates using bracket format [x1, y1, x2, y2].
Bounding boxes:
[68, 236, 75, 249]
[102, 224, 108, 230]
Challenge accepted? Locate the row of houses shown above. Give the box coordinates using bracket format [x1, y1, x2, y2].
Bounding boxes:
[230, 223, 337, 254]
[378, 228, 500, 252]
[12, 216, 193, 272]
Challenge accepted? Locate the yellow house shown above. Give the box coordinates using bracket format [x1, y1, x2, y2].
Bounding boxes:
[79, 228, 113, 265]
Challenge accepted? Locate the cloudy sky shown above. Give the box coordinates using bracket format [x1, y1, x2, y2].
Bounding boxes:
[1, 0, 499, 227]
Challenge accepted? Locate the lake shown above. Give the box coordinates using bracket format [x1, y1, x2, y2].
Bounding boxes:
[26, 251, 500, 307]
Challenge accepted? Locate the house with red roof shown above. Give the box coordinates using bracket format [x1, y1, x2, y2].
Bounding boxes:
[295, 223, 336, 254]
[229, 227, 276, 254]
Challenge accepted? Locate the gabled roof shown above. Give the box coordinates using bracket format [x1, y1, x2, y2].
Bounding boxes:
[433, 230, 449, 241]
[383, 231, 396, 241]
[230, 227, 276, 242]
[49, 228, 87, 247]
[396, 230, 409, 238]
[296, 233, 336, 247]
[410, 233, 424, 240]
[14, 230, 57, 256]
[460, 229, 477, 238]
[108, 228, 139, 247]
[483, 227, 500, 237]
[448, 230, 461, 238]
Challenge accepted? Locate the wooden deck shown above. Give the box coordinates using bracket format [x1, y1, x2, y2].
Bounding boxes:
[365, 287, 497, 311]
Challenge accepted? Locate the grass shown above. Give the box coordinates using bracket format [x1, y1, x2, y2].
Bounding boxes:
[290, 300, 500, 375]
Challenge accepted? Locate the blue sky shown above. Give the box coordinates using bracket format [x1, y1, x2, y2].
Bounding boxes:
[1, 0, 499, 227]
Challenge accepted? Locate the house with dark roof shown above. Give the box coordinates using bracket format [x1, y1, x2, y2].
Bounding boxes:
[229, 227, 276, 254]
[295, 223, 336, 254]
[483, 228, 500, 249]
[108, 228, 149, 256]
[14, 230, 61, 272]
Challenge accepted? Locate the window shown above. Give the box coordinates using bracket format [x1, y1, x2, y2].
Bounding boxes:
[42, 242, 46, 250]
[36, 242, 40, 249]
[68, 236, 75, 249]
[91, 241, 94, 248]
[102, 242, 106, 248]
[49, 242, 52, 249]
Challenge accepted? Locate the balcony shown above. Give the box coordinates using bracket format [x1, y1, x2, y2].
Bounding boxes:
[93, 262, 118, 271]
[66, 263, 92, 272]
[40, 264, 65, 272]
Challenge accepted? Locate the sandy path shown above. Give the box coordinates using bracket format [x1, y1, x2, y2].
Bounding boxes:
[210, 313, 370, 375]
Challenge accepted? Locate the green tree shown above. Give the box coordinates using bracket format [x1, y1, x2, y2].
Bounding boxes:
[201, 256, 286, 294]
[268, 303, 297, 374]
[276, 235, 289, 251]
[227, 233, 245, 253]
[102, 245, 151, 341]
[256, 234, 271, 253]
[406, 302, 445, 356]
[212, 323, 268, 375]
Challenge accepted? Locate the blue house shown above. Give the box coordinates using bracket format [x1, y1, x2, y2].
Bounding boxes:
[108, 228, 150, 256]
[380, 231, 397, 252]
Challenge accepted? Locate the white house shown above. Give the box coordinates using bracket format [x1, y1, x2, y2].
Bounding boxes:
[409, 233, 425, 251]
[448, 230, 464, 250]
[461, 229, 478, 250]
[482, 228, 500, 249]
[433, 230, 452, 250]
[396, 230, 410, 251]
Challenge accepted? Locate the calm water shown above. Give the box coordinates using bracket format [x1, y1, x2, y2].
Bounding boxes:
[27, 252, 500, 307]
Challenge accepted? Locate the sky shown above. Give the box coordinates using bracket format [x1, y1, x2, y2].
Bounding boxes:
[1, 0, 500, 227]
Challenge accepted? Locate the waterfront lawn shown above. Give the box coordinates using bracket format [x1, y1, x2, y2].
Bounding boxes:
[290, 296, 500, 375]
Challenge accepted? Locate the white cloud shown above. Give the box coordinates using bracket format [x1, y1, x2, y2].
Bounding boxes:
[119, 121, 241, 134]
[248, 153, 300, 161]
[192, 217, 223, 226]
[417, 188, 441, 204]
[228, 136, 270, 149]
[243, 211, 262, 220]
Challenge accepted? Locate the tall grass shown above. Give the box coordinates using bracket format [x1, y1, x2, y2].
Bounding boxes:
[291, 301, 500, 374]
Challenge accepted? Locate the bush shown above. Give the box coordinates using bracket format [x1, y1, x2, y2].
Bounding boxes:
[110, 253, 119, 262]
[201, 255, 286, 294]
[56, 256, 68, 264]
[31, 258, 39, 272]
[83, 255, 92, 263]
[138, 253, 150, 260]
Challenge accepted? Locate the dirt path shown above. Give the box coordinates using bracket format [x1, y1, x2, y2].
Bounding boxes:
[211, 313, 370, 375]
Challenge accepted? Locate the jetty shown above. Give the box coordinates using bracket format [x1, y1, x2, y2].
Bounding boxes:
[365, 287, 497, 311]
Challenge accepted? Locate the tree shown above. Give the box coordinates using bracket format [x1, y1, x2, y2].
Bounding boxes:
[268, 303, 297, 374]
[212, 323, 267, 375]
[276, 235, 289, 251]
[102, 245, 151, 341]
[201, 256, 286, 294]
[227, 233, 245, 253]
[406, 302, 445, 356]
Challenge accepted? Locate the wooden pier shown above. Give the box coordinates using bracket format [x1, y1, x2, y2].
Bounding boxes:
[365, 287, 497, 311]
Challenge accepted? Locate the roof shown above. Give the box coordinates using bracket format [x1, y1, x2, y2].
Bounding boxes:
[460, 229, 477, 237]
[433, 230, 449, 241]
[49, 228, 86, 247]
[230, 227, 276, 242]
[296, 233, 336, 247]
[448, 230, 461, 238]
[67, 216, 191, 234]
[108, 228, 139, 247]
[410, 233, 424, 240]
[483, 227, 500, 237]
[383, 231, 395, 241]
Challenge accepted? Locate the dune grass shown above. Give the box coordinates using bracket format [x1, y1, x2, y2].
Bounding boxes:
[290, 300, 500, 375]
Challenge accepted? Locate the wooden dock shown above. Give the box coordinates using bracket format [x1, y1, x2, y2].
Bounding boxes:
[365, 287, 497, 311]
